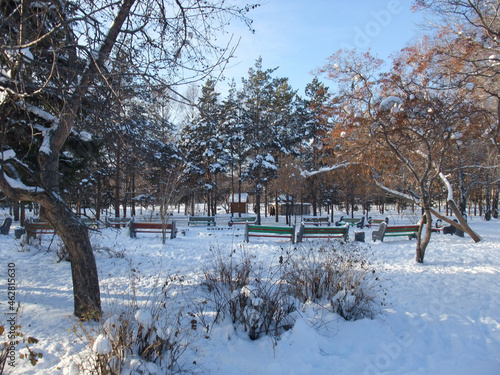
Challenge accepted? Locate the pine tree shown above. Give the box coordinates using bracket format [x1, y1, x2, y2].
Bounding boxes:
[221, 80, 246, 216]
[300, 77, 332, 216]
[180, 80, 227, 216]
[239, 58, 299, 224]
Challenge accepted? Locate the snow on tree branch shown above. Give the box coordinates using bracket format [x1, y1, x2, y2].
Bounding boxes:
[439, 172, 454, 202]
[300, 163, 352, 178]
[373, 178, 420, 204]
[0, 170, 44, 194]
[24, 103, 60, 155]
[25, 103, 57, 123]
[1, 150, 16, 161]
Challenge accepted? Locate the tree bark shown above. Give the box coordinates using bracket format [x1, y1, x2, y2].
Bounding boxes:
[48, 207, 101, 318]
[255, 191, 262, 225]
[430, 200, 482, 242]
[0, 172, 102, 319]
[416, 209, 432, 263]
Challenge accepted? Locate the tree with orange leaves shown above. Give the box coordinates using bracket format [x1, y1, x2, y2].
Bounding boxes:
[315, 45, 481, 263]
[413, 0, 500, 219]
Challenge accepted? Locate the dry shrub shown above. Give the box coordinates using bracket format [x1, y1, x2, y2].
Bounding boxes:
[74, 274, 195, 374]
[203, 245, 298, 340]
[285, 241, 385, 320]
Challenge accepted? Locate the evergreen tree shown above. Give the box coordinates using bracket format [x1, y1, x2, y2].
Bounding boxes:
[239, 58, 300, 223]
[221, 80, 246, 216]
[180, 80, 226, 216]
[239, 58, 280, 224]
[300, 77, 332, 216]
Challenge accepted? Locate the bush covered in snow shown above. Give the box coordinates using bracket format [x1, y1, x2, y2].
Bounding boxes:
[203, 246, 298, 340]
[203, 241, 384, 340]
[76, 274, 196, 374]
[284, 242, 385, 320]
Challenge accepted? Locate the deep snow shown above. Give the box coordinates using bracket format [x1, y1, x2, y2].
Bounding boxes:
[1, 210, 499, 374]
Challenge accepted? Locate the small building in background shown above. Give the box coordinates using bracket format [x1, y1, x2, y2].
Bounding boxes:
[229, 193, 249, 214]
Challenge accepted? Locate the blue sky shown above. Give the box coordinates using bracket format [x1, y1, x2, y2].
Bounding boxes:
[218, 0, 425, 95]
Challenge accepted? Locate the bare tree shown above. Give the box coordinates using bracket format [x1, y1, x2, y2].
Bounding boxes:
[0, 0, 256, 318]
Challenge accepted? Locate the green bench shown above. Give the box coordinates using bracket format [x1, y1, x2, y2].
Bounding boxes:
[228, 216, 257, 226]
[336, 216, 364, 227]
[188, 216, 216, 226]
[367, 217, 389, 227]
[244, 224, 295, 243]
[296, 224, 349, 242]
[105, 217, 132, 228]
[129, 219, 177, 239]
[372, 223, 419, 242]
[302, 217, 330, 226]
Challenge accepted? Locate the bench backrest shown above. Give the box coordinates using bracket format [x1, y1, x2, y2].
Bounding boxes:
[129, 220, 177, 239]
[297, 224, 348, 242]
[385, 225, 419, 234]
[368, 217, 389, 227]
[25, 220, 55, 240]
[303, 226, 347, 234]
[372, 223, 419, 242]
[245, 224, 295, 243]
[105, 217, 131, 228]
[132, 222, 173, 229]
[189, 216, 215, 221]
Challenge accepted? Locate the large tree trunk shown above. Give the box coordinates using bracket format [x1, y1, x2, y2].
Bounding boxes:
[493, 183, 499, 219]
[458, 169, 467, 216]
[131, 172, 136, 217]
[485, 174, 491, 221]
[48, 207, 101, 318]
[115, 145, 121, 218]
[0, 172, 102, 319]
[416, 209, 432, 263]
[95, 173, 102, 221]
[37, 112, 102, 319]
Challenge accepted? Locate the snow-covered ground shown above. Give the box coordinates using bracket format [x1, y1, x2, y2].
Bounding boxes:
[1, 210, 499, 374]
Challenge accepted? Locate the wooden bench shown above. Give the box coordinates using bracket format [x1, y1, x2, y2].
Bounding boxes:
[367, 217, 389, 228]
[336, 216, 363, 227]
[296, 224, 349, 242]
[188, 216, 216, 226]
[228, 216, 257, 226]
[302, 217, 330, 226]
[129, 219, 177, 239]
[245, 224, 295, 243]
[25, 219, 55, 242]
[25, 217, 99, 242]
[372, 222, 419, 242]
[105, 217, 132, 228]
